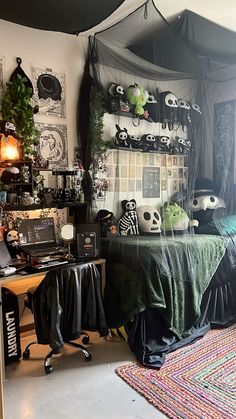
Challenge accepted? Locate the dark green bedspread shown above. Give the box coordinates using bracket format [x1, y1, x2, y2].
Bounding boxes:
[102, 234, 227, 338]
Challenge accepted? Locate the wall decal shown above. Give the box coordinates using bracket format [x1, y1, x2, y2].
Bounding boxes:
[31, 66, 66, 118]
[35, 123, 68, 169]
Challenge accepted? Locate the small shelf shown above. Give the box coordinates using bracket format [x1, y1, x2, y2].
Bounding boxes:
[2, 202, 88, 212]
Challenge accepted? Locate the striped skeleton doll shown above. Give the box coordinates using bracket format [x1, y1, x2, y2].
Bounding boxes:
[118, 199, 139, 236]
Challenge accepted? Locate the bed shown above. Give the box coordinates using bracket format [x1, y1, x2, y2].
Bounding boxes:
[102, 233, 236, 367]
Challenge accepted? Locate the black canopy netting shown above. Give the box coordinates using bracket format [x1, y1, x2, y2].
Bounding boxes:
[77, 0, 236, 368]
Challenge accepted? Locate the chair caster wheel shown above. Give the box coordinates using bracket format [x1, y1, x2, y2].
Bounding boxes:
[85, 353, 92, 362]
[45, 365, 53, 375]
[82, 335, 89, 345]
[23, 349, 30, 359]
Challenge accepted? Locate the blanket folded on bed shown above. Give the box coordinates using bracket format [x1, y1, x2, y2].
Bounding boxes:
[103, 234, 227, 338]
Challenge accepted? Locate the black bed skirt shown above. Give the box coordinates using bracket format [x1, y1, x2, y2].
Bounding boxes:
[126, 278, 236, 368]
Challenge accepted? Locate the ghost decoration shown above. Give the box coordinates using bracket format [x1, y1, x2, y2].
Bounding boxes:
[137, 206, 161, 234]
[141, 133, 157, 152]
[118, 199, 139, 236]
[178, 98, 191, 131]
[156, 135, 171, 153]
[159, 91, 178, 130]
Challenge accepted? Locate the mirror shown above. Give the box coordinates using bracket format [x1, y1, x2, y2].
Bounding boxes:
[59, 223, 75, 260]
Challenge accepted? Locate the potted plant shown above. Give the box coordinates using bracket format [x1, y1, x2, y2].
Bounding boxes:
[1, 74, 39, 159]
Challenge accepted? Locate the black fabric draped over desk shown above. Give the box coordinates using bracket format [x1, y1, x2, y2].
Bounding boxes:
[31, 262, 108, 352]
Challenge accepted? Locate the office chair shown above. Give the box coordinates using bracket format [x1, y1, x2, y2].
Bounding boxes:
[22, 262, 108, 374]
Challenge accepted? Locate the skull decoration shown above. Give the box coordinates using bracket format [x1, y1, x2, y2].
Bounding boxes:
[178, 98, 191, 131]
[159, 91, 178, 130]
[156, 135, 171, 152]
[141, 133, 157, 152]
[137, 206, 161, 234]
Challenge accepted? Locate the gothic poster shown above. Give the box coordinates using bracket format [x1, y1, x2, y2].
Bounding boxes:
[35, 123, 68, 169]
[31, 66, 66, 118]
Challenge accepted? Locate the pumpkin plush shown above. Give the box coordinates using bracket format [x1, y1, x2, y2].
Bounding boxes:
[96, 209, 119, 238]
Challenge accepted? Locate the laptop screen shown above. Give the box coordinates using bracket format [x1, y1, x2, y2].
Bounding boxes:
[18, 217, 56, 246]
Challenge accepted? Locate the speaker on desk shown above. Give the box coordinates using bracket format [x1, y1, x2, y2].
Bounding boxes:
[76, 223, 101, 260]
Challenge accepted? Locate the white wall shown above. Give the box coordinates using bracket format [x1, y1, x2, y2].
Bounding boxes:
[0, 19, 88, 170]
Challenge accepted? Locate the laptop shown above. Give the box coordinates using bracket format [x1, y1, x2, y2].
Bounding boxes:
[17, 217, 67, 257]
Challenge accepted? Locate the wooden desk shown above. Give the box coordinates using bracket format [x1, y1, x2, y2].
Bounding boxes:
[0, 258, 106, 296]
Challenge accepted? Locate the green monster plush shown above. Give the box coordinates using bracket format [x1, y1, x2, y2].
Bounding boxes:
[161, 202, 198, 233]
[127, 83, 149, 116]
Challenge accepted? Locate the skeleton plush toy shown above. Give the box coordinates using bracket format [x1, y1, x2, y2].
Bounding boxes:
[190, 102, 202, 127]
[158, 91, 178, 130]
[156, 135, 171, 152]
[178, 99, 191, 131]
[137, 206, 161, 235]
[4, 229, 20, 258]
[107, 83, 130, 114]
[141, 134, 157, 152]
[118, 199, 139, 236]
[114, 124, 130, 149]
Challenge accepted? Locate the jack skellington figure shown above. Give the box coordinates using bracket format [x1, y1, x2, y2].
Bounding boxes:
[156, 135, 171, 152]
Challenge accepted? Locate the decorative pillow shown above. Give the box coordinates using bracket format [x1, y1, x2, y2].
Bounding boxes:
[118, 199, 139, 236]
[196, 215, 236, 236]
[137, 205, 161, 234]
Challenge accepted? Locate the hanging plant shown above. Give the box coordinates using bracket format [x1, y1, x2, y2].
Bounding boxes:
[89, 84, 111, 158]
[1, 74, 39, 158]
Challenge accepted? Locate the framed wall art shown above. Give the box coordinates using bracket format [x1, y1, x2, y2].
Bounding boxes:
[35, 122, 68, 169]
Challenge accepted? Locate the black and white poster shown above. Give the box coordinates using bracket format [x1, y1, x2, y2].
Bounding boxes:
[35, 123, 68, 169]
[31, 66, 66, 118]
[142, 167, 160, 198]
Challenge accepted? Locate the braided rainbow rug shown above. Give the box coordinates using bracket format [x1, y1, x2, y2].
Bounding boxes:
[116, 325, 236, 418]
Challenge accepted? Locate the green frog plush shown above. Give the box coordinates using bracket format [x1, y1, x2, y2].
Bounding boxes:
[161, 202, 198, 233]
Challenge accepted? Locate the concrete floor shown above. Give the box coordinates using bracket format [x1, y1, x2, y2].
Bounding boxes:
[3, 332, 167, 419]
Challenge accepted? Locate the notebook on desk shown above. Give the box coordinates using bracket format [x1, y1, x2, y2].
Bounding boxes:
[17, 217, 67, 257]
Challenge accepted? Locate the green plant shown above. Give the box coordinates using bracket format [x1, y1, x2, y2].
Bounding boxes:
[1, 74, 39, 157]
[89, 84, 108, 158]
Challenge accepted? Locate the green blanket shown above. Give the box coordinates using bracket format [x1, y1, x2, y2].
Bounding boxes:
[102, 234, 227, 338]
